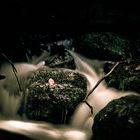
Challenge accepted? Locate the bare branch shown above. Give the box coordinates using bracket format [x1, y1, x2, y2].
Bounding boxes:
[1, 53, 22, 94]
[86, 62, 119, 99]
[83, 62, 120, 114]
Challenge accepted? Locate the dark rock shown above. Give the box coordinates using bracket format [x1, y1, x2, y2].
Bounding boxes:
[46, 47, 75, 69]
[0, 130, 32, 140]
[0, 74, 6, 80]
[73, 32, 131, 60]
[105, 60, 140, 94]
[92, 95, 140, 140]
[25, 67, 87, 124]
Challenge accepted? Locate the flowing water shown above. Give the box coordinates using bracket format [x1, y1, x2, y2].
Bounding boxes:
[68, 51, 139, 131]
[0, 120, 89, 140]
[0, 61, 45, 118]
[0, 50, 139, 140]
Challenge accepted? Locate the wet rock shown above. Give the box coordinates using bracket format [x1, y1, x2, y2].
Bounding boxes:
[25, 67, 87, 124]
[73, 32, 131, 60]
[0, 74, 6, 80]
[104, 60, 140, 94]
[0, 130, 32, 140]
[92, 95, 140, 140]
[46, 47, 75, 69]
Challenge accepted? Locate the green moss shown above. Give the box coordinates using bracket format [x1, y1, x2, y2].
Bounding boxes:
[74, 32, 131, 60]
[105, 61, 140, 93]
[25, 67, 87, 124]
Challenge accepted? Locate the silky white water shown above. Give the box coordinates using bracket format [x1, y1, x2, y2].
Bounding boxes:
[0, 61, 45, 118]
[0, 50, 139, 140]
[0, 120, 89, 140]
[68, 51, 139, 131]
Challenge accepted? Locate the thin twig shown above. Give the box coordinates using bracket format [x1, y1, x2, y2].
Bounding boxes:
[85, 62, 119, 100]
[83, 62, 120, 114]
[1, 53, 17, 72]
[1, 53, 22, 94]
[82, 100, 93, 114]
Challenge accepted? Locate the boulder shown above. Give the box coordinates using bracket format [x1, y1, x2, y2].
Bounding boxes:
[25, 67, 87, 124]
[92, 95, 140, 140]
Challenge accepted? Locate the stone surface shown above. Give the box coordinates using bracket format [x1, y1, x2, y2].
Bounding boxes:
[73, 32, 131, 60]
[25, 67, 87, 124]
[92, 95, 140, 140]
[104, 60, 140, 94]
[46, 46, 75, 69]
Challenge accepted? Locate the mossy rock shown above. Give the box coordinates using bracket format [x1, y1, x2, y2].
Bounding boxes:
[74, 32, 130, 60]
[46, 46, 75, 69]
[92, 95, 140, 140]
[105, 61, 140, 94]
[25, 67, 87, 124]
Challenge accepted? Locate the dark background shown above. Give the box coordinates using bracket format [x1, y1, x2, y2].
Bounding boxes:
[2, 1, 140, 32]
[1, 0, 140, 58]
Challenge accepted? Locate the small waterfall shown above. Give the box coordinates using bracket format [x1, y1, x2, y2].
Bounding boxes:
[0, 88, 22, 119]
[68, 51, 106, 130]
[0, 50, 138, 140]
[69, 51, 139, 131]
[0, 61, 45, 118]
[68, 50, 104, 93]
